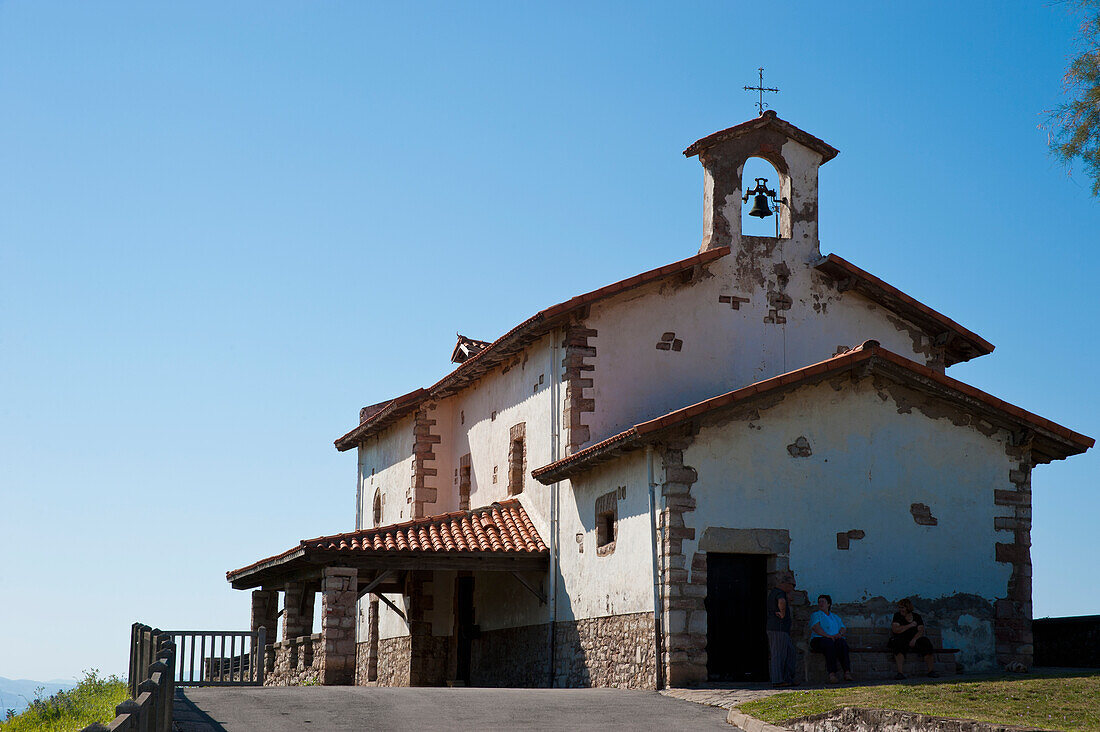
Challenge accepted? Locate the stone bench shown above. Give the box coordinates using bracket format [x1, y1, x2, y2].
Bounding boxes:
[800, 627, 959, 683]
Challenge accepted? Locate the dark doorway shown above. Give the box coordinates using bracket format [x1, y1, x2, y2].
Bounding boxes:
[705, 553, 769, 681]
[455, 577, 475, 684]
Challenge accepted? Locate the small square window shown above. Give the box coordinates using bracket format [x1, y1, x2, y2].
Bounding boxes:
[595, 489, 619, 556]
[597, 511, 615, 547]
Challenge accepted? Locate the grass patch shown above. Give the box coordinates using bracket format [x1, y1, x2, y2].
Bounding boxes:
[1, 670, 128, 732]
[738, 672, 1100, 731]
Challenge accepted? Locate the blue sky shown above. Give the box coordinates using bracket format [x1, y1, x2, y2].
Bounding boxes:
[2, 1, 1097, 681]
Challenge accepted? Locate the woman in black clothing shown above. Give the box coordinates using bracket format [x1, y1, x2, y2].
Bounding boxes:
[888, 598, 937, 679]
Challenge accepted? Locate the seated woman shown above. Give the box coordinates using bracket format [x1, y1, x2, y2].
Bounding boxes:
[888, 598, 937, 679]
[809, 594, 853, 683]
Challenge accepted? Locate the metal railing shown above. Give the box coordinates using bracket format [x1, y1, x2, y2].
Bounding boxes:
[168, 628, 267, 686]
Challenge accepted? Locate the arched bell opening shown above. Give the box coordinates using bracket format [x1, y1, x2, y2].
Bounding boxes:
[740, 156, 790, 238]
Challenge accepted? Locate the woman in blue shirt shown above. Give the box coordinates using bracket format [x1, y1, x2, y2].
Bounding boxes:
[809, 594, 853, 683]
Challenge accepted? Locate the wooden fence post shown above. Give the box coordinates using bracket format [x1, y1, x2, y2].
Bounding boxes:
[128, 622, 139, 698]
[116, 698, 139, 732]
[256, 626, 267, 686]
[138, 677, 159, 732]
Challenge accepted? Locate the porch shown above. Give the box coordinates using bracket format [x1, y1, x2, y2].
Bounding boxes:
[225, 500, 550, 687]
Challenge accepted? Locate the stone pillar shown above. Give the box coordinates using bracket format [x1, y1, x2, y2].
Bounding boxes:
[283, 582, 313, 641]
[995, 444, 1035, 670]
[251, 590, 279, 639]
[659, 446, 705, 687]
[320, 567, 358, 685]
[408, 571, 443, 686]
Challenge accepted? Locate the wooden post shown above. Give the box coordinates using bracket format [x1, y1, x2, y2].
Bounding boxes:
[256, 626, 267, 686]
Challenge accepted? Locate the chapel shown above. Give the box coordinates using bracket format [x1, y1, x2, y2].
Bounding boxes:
[226, 111, 1093, 688]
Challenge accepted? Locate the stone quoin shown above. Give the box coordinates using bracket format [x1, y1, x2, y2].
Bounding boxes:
[226, 111, 1092, 688]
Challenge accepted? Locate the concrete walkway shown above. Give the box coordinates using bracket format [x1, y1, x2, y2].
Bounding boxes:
[173, 686, 732, 731]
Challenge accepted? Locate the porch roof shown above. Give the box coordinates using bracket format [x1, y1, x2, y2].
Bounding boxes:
[227, 499, 548, 590]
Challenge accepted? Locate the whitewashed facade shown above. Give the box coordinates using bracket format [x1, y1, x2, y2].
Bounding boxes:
[230, 112, 1091, 688]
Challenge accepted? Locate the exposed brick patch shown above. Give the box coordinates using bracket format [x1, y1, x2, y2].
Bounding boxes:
[787, 436, 812, 457]
[718, 294, 751, 309]
[764, 290, 793, 325]
[411, 403, 441, 518]
[561, 323, 597, 453]
[458, 453, 471, 511]
[994, 443, 1035, 669]
[508, 423, 526, 495]
[836, 529, 865, 550]
[655, 331, 683, 352]
[909, 502, 938, 526]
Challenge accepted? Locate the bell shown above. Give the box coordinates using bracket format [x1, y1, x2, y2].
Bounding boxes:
[748, 193, 773, 218]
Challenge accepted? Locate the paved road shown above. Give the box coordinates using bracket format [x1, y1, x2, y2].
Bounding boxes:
[174, 686, 731, 731]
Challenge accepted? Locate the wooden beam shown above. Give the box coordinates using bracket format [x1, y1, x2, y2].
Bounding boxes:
[357, 570, 394, 600]
[376, 593, 407, 624]
[510, 572, 546, 605]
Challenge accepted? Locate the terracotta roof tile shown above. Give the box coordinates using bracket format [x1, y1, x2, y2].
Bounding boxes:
[227, 500, 547, 584]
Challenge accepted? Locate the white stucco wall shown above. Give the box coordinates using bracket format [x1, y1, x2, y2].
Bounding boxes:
[681, 378, 1012, 601]
[357, 332, 565, 642]
[555, 453, 655, 622]
[582, 250, 950, 448]
[676, 376, 1013, 669]
[357, 413, 415, 528]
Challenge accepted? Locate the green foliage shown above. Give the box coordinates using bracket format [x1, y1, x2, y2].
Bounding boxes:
[0, 670, 128, 732]
[739, 671, 1100, 731]
[1048, 1, 1100, 196]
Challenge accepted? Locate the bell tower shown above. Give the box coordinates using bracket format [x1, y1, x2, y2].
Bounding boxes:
[683, 110, 838, 260]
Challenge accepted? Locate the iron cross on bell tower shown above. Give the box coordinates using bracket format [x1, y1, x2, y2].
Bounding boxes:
[744, 67, 779, 115]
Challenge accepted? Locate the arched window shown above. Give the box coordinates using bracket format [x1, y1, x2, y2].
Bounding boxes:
[372, 490, 382, 527]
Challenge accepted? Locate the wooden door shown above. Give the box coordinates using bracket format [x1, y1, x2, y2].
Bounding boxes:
[705, 553, 769, 681]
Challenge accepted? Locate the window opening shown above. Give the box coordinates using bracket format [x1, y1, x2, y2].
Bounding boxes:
[741, 156, 785, 238]
[595, 488, 619, 556]
[508, 423, 526, 495]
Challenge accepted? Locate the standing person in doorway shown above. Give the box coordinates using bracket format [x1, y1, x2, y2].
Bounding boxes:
[766, 571, 799, 687]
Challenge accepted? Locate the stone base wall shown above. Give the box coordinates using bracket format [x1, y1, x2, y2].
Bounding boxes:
[356, 612, 655, 689]
[471, 624, 549, 687]
[265, 634, 322, 686]
[554, 612, 656, 689]
[363, 636, 411, 686]
[413, 634, 450, 686]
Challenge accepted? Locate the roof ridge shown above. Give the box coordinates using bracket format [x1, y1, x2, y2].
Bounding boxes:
[532, 341, 1092, 483]
[334, 247, 730, 451]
